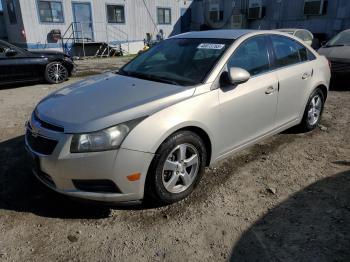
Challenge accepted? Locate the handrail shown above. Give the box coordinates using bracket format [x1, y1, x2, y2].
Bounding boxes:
[61, 21, 130, 57]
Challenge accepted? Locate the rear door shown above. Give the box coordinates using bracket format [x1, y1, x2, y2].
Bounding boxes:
[3, 45, 46, 82]
[217, 35, 279, 155]
[269, 35, 315, 127]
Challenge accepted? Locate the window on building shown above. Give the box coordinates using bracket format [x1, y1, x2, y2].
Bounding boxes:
[304, 0, 328, 15]
[209, 8, 223, 23]
[228, 36, 270, 76]
[38, 0, 64, 23]
[107, 5, 125, 23]
[157, 8, 171, 25]
[7, 0, 17, 24]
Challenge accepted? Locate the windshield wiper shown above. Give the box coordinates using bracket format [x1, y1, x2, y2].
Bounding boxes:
[147, 75, 180, 86]
[117, 68, 128, 75]
[118, 71, 180, 85]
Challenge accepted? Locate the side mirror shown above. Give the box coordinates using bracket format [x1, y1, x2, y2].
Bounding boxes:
[227, 67, 251, 85]
[5, 48, 18, 57]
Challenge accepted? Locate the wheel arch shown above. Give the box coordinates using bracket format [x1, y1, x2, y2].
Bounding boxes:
[148, 124, 213, 167]
[49, 58, 74, 75]
[316, 84, 328, 101]
[175, 126, 212, 167]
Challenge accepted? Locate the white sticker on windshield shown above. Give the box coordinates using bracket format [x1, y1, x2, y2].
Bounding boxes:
[197, 43, 225, 50]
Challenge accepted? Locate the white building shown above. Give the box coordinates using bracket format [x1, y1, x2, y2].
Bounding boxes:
[0, 0, 193, 54]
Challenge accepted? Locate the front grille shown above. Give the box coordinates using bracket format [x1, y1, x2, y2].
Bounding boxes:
[26, 130, 58, 155]
[33, 113, 64, 132]
[331, 61, 350, 73]
[72, 180, 121, 194]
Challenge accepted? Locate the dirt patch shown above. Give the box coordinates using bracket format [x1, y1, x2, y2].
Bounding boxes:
[0, 79, 349, 261]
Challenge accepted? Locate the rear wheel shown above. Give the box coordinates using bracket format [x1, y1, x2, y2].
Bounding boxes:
[45, 62, 68, 84]
[145, 131, 207, 205]
[299, 88, 325, 131]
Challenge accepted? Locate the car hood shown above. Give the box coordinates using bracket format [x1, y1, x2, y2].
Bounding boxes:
[36, 73, 195, 133]
[318, 46, 350, 61]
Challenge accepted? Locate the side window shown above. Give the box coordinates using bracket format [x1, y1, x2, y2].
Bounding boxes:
[271, 35, 302, 67]
[228, 36, 270, 76]
[271, 36, 316, 68]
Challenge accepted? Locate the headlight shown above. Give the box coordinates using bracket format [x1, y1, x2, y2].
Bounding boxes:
[70, 118, 145, 153]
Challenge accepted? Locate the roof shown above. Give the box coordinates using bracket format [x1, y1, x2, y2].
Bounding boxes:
[276, 28, 311, 32]
[172, 30, 257, 40]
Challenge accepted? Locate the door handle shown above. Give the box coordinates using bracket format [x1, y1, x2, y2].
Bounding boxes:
[265, 86, 275, 95]
[302, 72, 311, 80]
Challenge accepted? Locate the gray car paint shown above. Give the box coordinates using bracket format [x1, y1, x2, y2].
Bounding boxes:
[318, 45, 350, 60]
[36, 72, 194, 133]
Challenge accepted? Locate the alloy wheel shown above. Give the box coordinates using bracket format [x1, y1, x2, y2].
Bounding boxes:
[47, 63, 67, 83]
[162, 143, 199, 194]
[307, 94, 323, 126]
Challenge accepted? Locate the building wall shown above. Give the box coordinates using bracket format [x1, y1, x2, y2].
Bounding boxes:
[195, 0, 350, 40]
[247, 0, 350, 39]
[2, 0, 192, 53]
[0, 12, 8, 39]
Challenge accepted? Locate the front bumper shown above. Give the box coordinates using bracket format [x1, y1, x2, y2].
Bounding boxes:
[25, 119, 154, 203]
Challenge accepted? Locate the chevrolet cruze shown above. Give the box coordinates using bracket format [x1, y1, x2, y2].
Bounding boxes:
[25, 30, 331, 204]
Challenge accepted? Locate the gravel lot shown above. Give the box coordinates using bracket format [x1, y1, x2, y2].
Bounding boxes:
[0, 76, 349, 262]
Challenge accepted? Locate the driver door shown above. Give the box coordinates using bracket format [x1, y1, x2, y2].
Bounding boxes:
[217, 35, 279, 156]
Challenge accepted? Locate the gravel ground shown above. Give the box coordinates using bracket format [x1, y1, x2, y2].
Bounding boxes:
[0, 77, 349, 262]
[74, 56, 135, 77]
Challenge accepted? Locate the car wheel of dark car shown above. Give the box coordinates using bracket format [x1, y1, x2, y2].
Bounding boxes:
[145, 131, 207, 205]
[45, 62, 68, 84]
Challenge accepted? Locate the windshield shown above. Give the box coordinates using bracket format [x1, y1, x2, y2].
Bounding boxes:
[327, 31, 350, 46]
[119, 38, 233, 86]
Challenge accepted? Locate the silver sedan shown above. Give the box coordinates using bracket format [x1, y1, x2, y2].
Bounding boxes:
[25, 30, 331, 204]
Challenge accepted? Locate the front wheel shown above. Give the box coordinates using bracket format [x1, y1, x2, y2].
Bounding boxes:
[145, 131, 207, 205]
[299, 88, 325, 132]
[45, 62, 68, 84]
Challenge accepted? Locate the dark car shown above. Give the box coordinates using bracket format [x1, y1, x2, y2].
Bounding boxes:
[318, 29, 350, 77]
[0, 40, 75, 86]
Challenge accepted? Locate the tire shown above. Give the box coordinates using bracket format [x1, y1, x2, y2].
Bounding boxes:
[299, 88, 325, 132]
[45, 62, 68, 84]
[145, 131, 207, 205]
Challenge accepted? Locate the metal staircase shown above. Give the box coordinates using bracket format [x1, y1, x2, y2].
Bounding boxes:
[61, 22, 130, 58]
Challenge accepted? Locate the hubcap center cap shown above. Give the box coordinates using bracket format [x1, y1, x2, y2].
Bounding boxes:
[177, 163, 185, 173]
